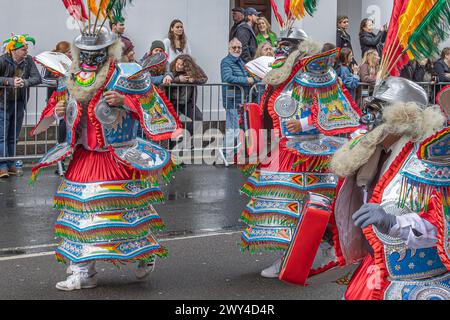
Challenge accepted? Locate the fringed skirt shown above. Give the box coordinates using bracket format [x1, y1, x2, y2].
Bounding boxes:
[53, 147, 170, 265]
[239, 137, 346, 255]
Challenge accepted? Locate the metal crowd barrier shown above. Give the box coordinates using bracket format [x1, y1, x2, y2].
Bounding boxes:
[0, 83, 246, 164]
[1, 81, 448, 164]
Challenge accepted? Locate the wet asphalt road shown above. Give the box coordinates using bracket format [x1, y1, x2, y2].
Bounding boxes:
[0, 165, 345, 300]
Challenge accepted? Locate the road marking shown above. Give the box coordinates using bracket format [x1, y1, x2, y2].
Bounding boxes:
[0, 251, 55, 261]
[0, 230, 242, 262]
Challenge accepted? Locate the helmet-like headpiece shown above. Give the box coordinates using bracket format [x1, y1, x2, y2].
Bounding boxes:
[74, 26, 117, 51]
[361, 77, 429, 129]
[63, 0, 132, 51]
[279, 27, 309, 43]
[373, 77, 428, 107]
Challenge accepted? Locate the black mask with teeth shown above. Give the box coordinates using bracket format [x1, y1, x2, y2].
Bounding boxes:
[360, 97, 386, 130]
[79, 49, 108, 72]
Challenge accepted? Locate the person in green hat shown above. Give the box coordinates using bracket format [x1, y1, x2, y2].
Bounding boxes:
[0, 34, 41, 178]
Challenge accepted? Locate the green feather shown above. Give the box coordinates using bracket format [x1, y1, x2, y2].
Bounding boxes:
[304, 0, 319, 16]
[407, 0, 450, 60]
[107, 0, 133, 24]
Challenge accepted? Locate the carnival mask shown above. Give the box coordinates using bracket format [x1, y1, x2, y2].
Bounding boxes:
[272, 40, 298, 69]
[360, 97, 384, 130]
[275, 41, 296, 59]
[79, 49, 108, 72]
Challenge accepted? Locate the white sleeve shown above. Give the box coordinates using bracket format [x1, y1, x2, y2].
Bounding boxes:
[388, 213, 437, 249]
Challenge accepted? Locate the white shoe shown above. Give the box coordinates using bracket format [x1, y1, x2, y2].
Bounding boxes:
[55, 273, 98, 291]
[135, 260, 155, 280]
[261, 258, 282, 278]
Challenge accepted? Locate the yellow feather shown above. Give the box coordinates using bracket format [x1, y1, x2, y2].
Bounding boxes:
[290, 0, 306, 19]
[398, 0, 437, 58]
[99, 0, 110, 18]
[88, 0, 100, 17]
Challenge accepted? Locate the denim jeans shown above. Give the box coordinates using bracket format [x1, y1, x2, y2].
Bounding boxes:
[0, 100, 26, 170]
[224, 108, 240, 159]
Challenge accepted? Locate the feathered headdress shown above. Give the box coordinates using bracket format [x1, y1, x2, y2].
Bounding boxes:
[379, 0, 450, 78]
[62, 0, 133, 36]
[270, 0, 320, 30]
[3, 34, 35, 53]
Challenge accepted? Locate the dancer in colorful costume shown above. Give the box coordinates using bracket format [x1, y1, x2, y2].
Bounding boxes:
[30, 0, 182, 291]
[330, 0, 450, 299]
[239, 0, 363, 281]
[331, 78, 448, 300]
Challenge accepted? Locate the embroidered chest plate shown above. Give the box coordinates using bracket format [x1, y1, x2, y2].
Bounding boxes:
[107, 63, 152, 95]
[378, 173, 447, 280]
[94, 98, 138, 146]
[384, 272, 450, 300]
[112, 138, 171, 172]
[285, 136, 348, 157]
[274, 81, 320, 139]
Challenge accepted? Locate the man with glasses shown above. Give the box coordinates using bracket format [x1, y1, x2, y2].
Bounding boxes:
[0, 34, 41, 178]
[220, 38, 256, 165]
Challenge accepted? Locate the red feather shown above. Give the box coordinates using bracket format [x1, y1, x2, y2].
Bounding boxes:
[284, 0, 292, 19]
[382, 0, 410, 76]
[271, 0, 285, 28]
[62, 0, 88, 21]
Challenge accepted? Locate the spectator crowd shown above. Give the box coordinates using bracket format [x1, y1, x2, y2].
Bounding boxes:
[1, 7, 450, 173]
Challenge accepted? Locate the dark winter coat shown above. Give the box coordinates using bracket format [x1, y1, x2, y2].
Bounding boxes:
[359, 30, 387, 58]
[233, 22, 257, 63]
[0, 54, 41, 102]
[434, 59, 450, 82]
[336, 28, 353, 51]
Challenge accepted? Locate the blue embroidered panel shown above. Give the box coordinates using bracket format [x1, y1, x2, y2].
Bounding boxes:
[386, 247, 447, 280]
[107, 63, 152, 95]
[104, 112, 138, 145]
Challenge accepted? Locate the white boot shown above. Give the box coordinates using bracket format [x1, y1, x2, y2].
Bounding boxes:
[261, 258, 282, 278]
[135, 260, 156, 280]
[56, 273, 98, 291]
[56, 261, 97, 291]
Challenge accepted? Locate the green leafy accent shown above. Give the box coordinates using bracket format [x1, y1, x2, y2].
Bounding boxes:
[304, 0, 319, 16]
[106, 0, 133, 24]
[407, 0, 450, 59]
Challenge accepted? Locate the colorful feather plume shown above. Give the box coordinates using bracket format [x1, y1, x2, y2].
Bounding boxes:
[380, 0, 450, 78]
[304, 0, 318, 16]
[408, 0, 450, 60]
[271, 0, 285, 28]
[271, 0, 320, 29]
[87, 0, 99, 16]
[62, 0, 88, 21]
[61, 0, 133, 35]
[106, 0, 133, 24]
[380, 0, 410, 76]
[99, 0, 111, 18]
[290, 0, 306, 20]
[284, 0, 292, 19]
